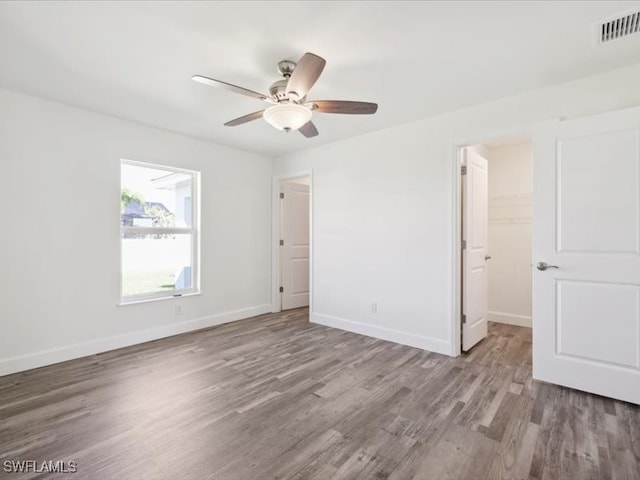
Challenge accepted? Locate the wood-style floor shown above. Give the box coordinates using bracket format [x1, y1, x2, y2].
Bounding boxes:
[1, 309, 639, 480]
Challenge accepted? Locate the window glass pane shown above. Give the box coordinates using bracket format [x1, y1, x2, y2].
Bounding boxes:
[121, 233, 193, 297]
[121, 163, 193, 229]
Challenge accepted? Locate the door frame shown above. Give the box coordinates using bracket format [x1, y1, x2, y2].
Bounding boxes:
[271, 170, 314, 313]
[450, 126, 532, 356]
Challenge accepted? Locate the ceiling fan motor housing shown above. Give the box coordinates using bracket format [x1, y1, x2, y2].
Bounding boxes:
[269, 59, 305, 102]
[269, 79, 289, 101]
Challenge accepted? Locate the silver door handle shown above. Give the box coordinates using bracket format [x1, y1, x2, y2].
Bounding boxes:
[537, 262, 559, 271]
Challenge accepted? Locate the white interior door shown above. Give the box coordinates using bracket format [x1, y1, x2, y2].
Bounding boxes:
[281, 182, 310, 310]
[462, 148, 489, 351]
[533, 107, 640, 404]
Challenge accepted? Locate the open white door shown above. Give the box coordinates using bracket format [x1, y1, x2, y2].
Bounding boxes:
[462, 148, 489, 351]
[533, 107, 640, 404]
[281, 182, 310, 310]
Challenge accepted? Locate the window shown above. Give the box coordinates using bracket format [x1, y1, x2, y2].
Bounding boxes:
[120, 160, 199, 303]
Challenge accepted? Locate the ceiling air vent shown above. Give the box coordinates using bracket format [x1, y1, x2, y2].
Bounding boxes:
[598, 11, 640, 43]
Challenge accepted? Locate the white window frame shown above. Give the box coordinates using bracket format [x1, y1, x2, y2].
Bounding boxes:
[120, 159, 200, 304]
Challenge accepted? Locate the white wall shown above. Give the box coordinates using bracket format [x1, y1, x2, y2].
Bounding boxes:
[0, 88, 272, 375]
[273, 63, 640, 355]
[486, 143, 532, 327]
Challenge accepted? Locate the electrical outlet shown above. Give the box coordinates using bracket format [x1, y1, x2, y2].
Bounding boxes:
[371, 302, 377, 313]
[174, 305, 182, 316]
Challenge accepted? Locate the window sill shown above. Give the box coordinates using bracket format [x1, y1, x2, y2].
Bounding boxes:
[118, 291, 201, 307]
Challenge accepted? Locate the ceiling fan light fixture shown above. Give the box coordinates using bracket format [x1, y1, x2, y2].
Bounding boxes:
[193, 52, 377, 138]
[263, 103, 312, 132]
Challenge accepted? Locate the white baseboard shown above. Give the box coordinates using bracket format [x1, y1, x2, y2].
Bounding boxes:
[0, 304, 271, 377]
[487, 311, 532, 328]
[311, 312, 451, 356]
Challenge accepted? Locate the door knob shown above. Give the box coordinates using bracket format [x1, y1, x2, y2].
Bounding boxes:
[485, 255, 492, 261]
[537, 262, 559, 271]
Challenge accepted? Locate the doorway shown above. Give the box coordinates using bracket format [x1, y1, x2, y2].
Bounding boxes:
[453, 108, 640, 404]
[456, 134, 533, 353]
[272, 174, 312, 312]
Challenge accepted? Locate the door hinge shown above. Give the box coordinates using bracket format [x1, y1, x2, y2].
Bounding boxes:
[461, 165, 467, 175]
[280, 192, 284, 199]
[279, 239, 284, 246]
[461, 239, 467, 250]
[462, 314, 467, 324]
[279, 286, 284, 293]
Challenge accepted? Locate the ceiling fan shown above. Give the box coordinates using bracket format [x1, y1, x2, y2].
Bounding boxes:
[192, 52, 378, 138]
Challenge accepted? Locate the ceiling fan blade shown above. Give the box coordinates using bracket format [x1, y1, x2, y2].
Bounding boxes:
[298, 121, 319, 138]
[224, 110, 264, 127]
[309, 100, 378, 115]
[192, 75, 271, 102]
[286, 53, 326, 100]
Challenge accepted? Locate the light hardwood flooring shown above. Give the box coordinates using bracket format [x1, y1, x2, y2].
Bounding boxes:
[1, 309, 639, 480]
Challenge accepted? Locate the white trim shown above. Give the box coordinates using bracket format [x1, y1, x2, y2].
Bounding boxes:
[271, 170, 314, 314]
[121, 226, 195, 236]
[451, 147, 464, 356]
[193, 170, 202, 299]
[487, 311, 532, 328]
[121, 158, 200, 175]
[311, 313, 451, 355]
[117, 291, 201, 307]
[120, 286, 200, 305]
[0, 304, 271, 377]
[450, 126, 533, 357]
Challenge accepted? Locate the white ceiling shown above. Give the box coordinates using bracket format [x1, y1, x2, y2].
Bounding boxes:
[1, 1, 639, 156]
